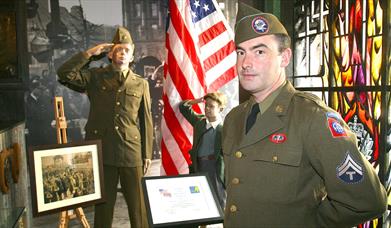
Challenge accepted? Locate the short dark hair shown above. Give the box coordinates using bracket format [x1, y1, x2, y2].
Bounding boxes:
[274, 34, 291, 53]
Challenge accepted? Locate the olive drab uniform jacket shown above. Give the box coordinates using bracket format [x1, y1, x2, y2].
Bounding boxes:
[179, 100, 224, 184]
[222, 82, 387, 228]
[57, 52, 153, 167]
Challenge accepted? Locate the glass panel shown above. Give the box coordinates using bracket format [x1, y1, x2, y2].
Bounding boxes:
[294, 0, 388, 226]
[331, 89, 380, 166]
[293, 0, 329, 88]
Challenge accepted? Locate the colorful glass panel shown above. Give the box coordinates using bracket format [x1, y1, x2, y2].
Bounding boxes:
[293, 0, 389, 226]
[294, 0, 384, 165]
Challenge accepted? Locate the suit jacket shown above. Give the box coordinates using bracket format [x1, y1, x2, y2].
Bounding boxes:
[222, 81, 387, 227]
[179, 101, 224, 184]
[57, 52, 153, 167]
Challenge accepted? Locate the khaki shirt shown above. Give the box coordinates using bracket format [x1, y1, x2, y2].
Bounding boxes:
[222, 81, 387, 227]
[57, 52, 153, 167]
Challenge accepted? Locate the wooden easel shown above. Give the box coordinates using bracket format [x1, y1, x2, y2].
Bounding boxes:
[54, 97, 90, 228]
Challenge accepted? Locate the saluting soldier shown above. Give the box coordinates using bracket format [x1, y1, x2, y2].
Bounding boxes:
[222, 2, 387, 227]
[57, 26, 152, 228]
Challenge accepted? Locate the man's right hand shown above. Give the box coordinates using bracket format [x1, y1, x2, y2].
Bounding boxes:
[187, 97, 204, 105]
[85, 43, 114, 58]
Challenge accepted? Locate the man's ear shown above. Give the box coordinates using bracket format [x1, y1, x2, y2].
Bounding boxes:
[281, 48, 292, 68]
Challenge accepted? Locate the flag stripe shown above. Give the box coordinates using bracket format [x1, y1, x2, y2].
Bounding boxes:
[205, 50, 237, 84]
[162, 95, 192, 156]
[161, 141, 178, 175]
[167, 27, 205, 101]
[166, 48, 199, 105]
[203, 41, 235, 72]
[169, 0, 206, 90]
[163, 72, 196, 143]
[198, 21, 226, 46]
[161, 117, 190, 169]
[208, 66, 237, 92]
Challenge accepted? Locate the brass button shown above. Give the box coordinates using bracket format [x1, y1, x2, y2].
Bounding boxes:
[134, 135, 138, 139]
[230, 205, 237, 212]
[231, 178, 239, 185]
[118, 89, 121, 93]
[114, 126, 119, 130]
[275, 105, 283, 113]
[133, 93, 136, 96]
[116, 102, 120, 106]
[235, 151, 243, 158]
[93, 130, 98, 134]
[102, 86, 106, 90]
[115, 114, 120, 117]
[272, 155, 278, 162]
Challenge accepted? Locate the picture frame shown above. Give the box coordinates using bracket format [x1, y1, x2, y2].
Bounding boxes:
[28, 140, 105, 217]
[142, 173, 224, 228]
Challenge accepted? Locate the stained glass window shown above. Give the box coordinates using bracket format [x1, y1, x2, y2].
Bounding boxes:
[293, 0, 390, 227]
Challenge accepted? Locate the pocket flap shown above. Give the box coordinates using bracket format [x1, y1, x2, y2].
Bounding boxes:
[252, 149, 302, 167]
[126, 89, 141, 97]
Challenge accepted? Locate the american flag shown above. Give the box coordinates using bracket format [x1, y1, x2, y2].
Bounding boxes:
[161, 0, 237, 175]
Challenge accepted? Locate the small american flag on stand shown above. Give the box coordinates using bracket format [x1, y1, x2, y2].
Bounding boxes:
[161, 0, 237, 175]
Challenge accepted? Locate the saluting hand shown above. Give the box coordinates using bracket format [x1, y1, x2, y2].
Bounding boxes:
[85, 43, 114, 58]
[187, 97, 204, 105]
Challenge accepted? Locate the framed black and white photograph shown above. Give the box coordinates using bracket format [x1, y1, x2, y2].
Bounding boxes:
[29, 140, 104, 217]
[142, 173, 224, 228]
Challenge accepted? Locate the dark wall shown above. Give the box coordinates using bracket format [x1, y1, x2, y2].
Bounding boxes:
[0, 0, 29, 125]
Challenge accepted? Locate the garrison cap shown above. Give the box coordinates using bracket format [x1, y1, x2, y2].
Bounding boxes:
[235, 2, 288, 45]
[112, 26, 133, 44]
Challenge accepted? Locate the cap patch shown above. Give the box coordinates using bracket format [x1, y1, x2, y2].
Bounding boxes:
[336, 152, 363, 184]
[252, 16, 269, 34]
[269, 133, 287, 144]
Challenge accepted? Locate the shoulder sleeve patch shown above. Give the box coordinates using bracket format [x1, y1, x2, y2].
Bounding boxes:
[336, 152, 364, 184]
[326, 111, 347, 137]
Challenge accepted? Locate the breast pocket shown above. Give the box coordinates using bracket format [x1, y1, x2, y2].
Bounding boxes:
[249, 147, 302, 203]
[125, 89, 142, 109]
[94, 81, 115, 102]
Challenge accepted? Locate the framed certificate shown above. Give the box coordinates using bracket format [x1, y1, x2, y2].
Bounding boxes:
[142, 173, 224, 227]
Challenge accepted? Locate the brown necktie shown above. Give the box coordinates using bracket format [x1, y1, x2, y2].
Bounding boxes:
[246, 104, 260, 134]
[116, 71, 122, 83]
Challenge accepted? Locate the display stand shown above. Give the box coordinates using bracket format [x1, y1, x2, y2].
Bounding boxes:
[54, 97, 90, 228]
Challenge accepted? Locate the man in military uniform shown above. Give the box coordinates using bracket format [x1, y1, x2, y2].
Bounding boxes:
[222, 2, 387, 227]
[57, 26, 152, 228]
